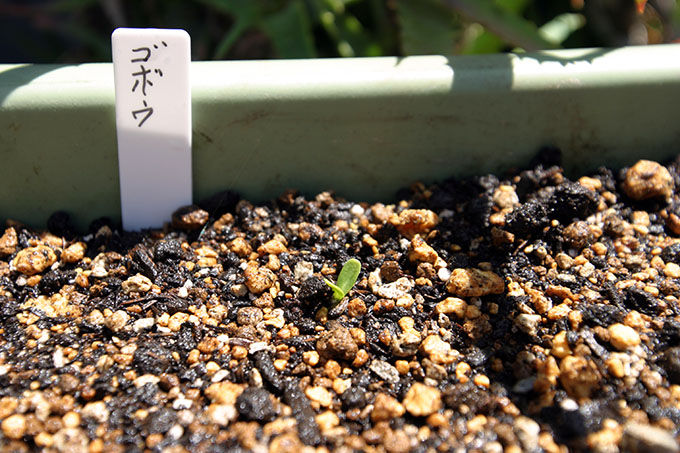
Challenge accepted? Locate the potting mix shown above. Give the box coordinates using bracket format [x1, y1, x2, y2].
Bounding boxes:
[1, 150, 679, 452]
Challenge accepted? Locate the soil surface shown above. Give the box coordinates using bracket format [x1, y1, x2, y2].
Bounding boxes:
[1, 151, 680, 453]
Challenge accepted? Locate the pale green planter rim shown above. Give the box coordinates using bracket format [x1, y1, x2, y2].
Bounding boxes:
[1, 44, 680, 230]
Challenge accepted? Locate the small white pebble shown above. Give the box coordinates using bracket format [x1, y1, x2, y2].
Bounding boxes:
[91, 262, 108, 278]
[512, 377, 536, 393]
[105, 310, 130, 333]
[177, 287, 189, 298]
[134, 374, 160, 388]
[438, 267, 451, 282]
[37, 331, 49, 343]
[177, 410, 194, 427]
[515, 313, 542, 336]
[249, 342, 269, 355]
[167, 424, 184, 440]
[400, 238, 411, 251]
[294, 261, 314, 282]
[560, 398, 579, 411]
[53, 348, 66, 368]
[211, 370, 229, 383]
[249, 369, 263, 388]
[579, 262, 595, 278]
[172, 397, 192, 410]
[208, 404, 236, 426]
[132, 317, 155, 332]
[350, 204, 365, 217]
[82, 401, 109, 423]
[231, 283, 247, 297]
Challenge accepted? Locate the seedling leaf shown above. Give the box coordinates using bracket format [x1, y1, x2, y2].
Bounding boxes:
[337, 258, 361, 295]
[324, 258, 361, 301]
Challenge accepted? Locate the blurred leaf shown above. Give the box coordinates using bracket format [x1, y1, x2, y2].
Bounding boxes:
[261, 0, 316, 58]
[494, 0, 529, 14]
[325, 0, 346, 12]
[674, 4, 680, 41]
[538, 13, 585, 45]
[44, 0, 99, 13]
[9, 0, 677, 63]
[460, 0, 531, 54]
[309, 0, 378, 57]
[395, 0, 457, 55]
[194, 0, 260, 19]
[61, 22, 111, 59]
[338, 12, 381, 56]
[460, 0, 530, 54]
[461, 24, 505, 54]
[369, 0, 398, 54]
[442, 0, 556, 50]
[213, 21, 249, 59]
[196, 0, 263, 59]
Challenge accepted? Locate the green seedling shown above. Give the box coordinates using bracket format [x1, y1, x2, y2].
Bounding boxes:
[324, 258, 361, 302]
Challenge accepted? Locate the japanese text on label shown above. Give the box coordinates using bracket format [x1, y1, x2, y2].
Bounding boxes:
[129, 41, 168, 127]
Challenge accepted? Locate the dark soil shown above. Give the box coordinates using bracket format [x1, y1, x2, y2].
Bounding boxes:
[0, 153, 679, 452]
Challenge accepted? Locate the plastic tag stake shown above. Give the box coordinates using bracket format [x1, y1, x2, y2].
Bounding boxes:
[112, 28, 192, 230]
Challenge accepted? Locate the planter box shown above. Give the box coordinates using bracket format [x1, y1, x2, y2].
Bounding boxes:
[1, 44, 679, 230]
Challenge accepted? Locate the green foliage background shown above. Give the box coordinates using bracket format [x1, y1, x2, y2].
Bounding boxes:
[0, 0, 678, 63]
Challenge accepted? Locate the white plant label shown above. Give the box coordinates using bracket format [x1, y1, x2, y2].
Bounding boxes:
[112, 28, 192, 231]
